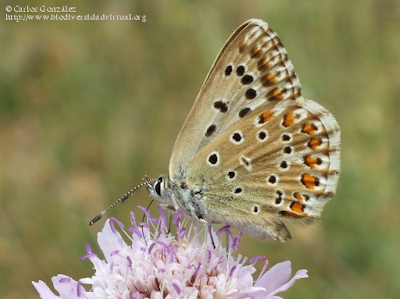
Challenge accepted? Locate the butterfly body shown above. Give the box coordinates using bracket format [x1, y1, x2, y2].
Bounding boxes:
[148, 176, 292, 241]
[146, 19, 340, 242]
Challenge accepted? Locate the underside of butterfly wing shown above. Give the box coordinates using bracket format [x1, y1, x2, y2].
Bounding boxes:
[169, 19, 303, 185]
[185, 99, 340, 241]
[167, 19, 340, 241]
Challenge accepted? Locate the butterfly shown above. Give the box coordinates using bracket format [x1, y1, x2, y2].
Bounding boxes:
[90, 19, 340, 242]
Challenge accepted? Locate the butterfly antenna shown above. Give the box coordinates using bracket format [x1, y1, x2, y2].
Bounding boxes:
[89, 177, 154, 226]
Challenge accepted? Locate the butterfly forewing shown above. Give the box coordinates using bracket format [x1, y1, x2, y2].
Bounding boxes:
[169, 19, 303, 185]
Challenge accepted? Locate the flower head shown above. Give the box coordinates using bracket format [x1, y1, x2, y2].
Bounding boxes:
[33, 205, 307, 298]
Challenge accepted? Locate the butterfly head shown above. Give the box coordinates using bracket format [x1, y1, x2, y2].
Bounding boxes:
[146, 176, 181, 209]
[147, 176, 202, 218]
[147, 176, 167, 201]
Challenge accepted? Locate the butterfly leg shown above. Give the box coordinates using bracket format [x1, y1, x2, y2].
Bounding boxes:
[167, 211, 173, 234]
[160, 204, 177, 212]
[201, 221, 210, 272]
[225, 232, 230, 256]
[170, 193, 180, 210]
[159, 204, 177, 235]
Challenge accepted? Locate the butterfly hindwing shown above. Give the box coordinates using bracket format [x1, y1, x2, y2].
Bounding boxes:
[186, 100, 340, 241]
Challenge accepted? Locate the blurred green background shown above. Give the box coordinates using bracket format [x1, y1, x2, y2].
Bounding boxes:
[1, 0, 399, 298]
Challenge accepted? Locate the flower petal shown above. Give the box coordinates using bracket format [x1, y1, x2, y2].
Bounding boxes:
[269, 269, 308, 296]
[97, 219, 125, 262]
[255, 261, 308, 296]
[32, 281, 59, 299]
[52, 274, 81, 298]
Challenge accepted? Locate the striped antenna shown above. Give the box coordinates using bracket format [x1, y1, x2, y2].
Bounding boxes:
[89, 178, 154, 226]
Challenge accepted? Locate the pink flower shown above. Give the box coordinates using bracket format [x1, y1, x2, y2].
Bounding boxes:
[33, 205, 307, 298]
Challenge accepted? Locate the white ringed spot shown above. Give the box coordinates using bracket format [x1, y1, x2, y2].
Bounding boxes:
[266, 174, 279, 186]
[233, 187, 243, 195]
[230, 130, 245, 145]
[207, 151, 220, 167]
[279, 160, 290, 171]
[227, 171, 236, 181]
[257, 129, 268, 142]
[281, 133, 292, 143]
[252, 204, 261, 214]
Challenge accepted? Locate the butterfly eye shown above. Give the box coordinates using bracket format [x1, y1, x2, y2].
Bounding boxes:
[155, 177, 163, 196]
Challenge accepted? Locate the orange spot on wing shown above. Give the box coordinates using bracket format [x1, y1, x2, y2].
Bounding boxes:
[302, 123, 318, 135]
[308, 137, 322, 150]
[250, 45, 262, 58]
[261, 73, 277, 87]
[280, 211, 305, 218]
[261, 111, 274, 122]
[257, 57, 271, 72]
[268, 73, 277, 82]
[291, 202, 305, 213]
[267, 88, 285, 101]
[293, 192, 303, 202]
[301, 173, 320, 190]
[283, 111, 294, 127]
[303, 155, 321, 169]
